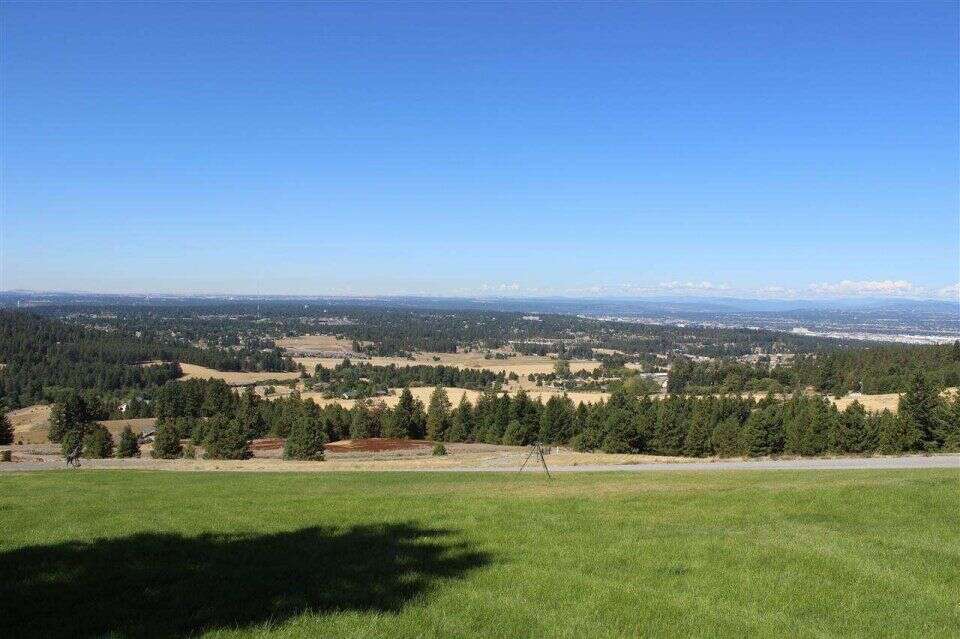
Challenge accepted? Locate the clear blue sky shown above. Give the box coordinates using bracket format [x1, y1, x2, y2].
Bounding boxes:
[2, 2, 957, 298]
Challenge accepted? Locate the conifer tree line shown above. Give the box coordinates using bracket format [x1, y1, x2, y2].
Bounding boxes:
[59, 371, 958, 462]
[312, 360, 502, 397]
[0, 311, 296, 409]
[668, 341, 960, 396]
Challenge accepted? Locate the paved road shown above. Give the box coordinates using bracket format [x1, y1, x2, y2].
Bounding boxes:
[1, 454, 957, 473]
[499, 454, 960, 473]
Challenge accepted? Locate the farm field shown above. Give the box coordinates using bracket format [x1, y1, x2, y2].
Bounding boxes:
[1, 470, 957, 638]
[177, 363, 303, 385]
[293, 352, 600, 378]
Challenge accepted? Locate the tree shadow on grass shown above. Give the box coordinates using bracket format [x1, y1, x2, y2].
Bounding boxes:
[0, 523, 490, 638]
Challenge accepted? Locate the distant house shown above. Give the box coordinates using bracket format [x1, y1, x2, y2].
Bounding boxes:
[138, 425, 157, 443]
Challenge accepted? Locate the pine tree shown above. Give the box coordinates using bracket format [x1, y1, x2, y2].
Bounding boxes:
[683, 398, 714, 457]
[651, 396, 686, 455]
[115, 426, 140, 458]
[82, 424, 114, 458]
[898, 371, 942, 450]
[204, 415, 251, 460]
[383, 388, 416, 438]
[48, 392, 91, 443]
[446, 395, 473, 442]
[350, 402, 375, 439]
[600, 408, 638, 454]
[877, 409, 911, 453]
[502, 419, 527, 446]
[738, 411, 767, 457]
[425, 386, 452, 441]
[0, 413, 14, 445]
[711, 416, 742, 458]
[284, 413, 326, 460]
[539, 395, 574, 444]
[831, 401, 866, 453]
[151, 420, 183, 459]
[938, 393, 960, 451]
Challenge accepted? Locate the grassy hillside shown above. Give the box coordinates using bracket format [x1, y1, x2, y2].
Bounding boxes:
[1, 470, 958, 638]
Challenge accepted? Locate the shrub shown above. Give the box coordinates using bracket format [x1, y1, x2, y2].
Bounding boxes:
[204, 416, 251, 460]
[60, 429, 84, 459]
[151, 420, 183, 459]
[115, 426, 140, 458]
[183, 442, 197, 459]
[432, 443, 447, 456]
[82, 424, 114, 458]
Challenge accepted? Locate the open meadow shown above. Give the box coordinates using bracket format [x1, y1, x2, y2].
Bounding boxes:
[1, 469, 957, 638]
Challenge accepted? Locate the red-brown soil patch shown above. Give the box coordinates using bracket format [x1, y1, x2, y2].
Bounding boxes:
[325, 438, 433, 453]
[249, 438, 285, 451]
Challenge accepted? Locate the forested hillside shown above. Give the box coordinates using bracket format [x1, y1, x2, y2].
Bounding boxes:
[667, 342, 960, 395]
[0, 311, 294, 409]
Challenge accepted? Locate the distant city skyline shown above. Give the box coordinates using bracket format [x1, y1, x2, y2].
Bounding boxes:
[2, 3, 957, 300]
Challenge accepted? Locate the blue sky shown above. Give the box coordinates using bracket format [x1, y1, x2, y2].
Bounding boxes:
[2, 2, 957, 299]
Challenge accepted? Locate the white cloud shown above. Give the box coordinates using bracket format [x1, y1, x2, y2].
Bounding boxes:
[656, 280, 730, 292]
[936, 283, 960, 300]
[807, 279, 919, 297]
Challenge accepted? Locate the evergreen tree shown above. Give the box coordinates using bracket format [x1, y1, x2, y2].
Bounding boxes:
[425, 386, 452, 441]
[82, 424, 114, 458]
[48, 392, 92, 444]
[539, 395, 574, 444]
[284, 413, 326, 460]
[938, 394, 960, 452]
[60, 429, 84, 459]
[349, 402, 376, 439]
[384, 388, 417, 438]
[502, 419, 527, 446]
[683, 398, 714, 457]
[711, 416, 742, 458]
[898, 371, 943, 450]
[832, 401, 866, 453]
[151, 420, 183, 459]
[739, 410, 767, 457]
[0, 413, 14, 445]
[600, 408, 639, 453]
[651, 396, 686, 455]
[876, 409, 909, 453]
[204, 415, 251, 459]
[446, 394, 473, 442]
[115, 426, 140, 458]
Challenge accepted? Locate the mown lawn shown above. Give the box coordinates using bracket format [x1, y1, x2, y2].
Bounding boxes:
[1, 469, 958, 638]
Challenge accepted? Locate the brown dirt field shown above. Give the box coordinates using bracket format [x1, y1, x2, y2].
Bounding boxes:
[177, 363, 303, 385]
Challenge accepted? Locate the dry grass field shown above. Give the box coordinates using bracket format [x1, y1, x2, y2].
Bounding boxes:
[6, 404, 52, 444]
[5, 404, 156, 445]
[296, 386, 483, 410]
[293, 352, 599, 378]
[274, 334, 361, 352]
[177, 362, 303, 385]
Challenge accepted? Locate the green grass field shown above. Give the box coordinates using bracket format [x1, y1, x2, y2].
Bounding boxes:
[1, 469, 958, 638]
